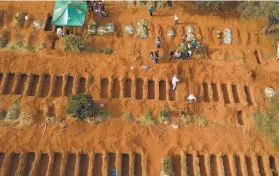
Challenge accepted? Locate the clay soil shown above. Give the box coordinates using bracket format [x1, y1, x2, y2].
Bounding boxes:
[0, 1, 279, 175]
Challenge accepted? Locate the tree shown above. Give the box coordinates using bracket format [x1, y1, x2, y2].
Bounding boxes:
[195, 1, 223, 10]
[237, 2, 279, 34]
[66, 94, 94, 119]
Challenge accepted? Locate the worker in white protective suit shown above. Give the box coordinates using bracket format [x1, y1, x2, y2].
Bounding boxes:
[187, 93, 196, 102]
[172, 75, 180, 90]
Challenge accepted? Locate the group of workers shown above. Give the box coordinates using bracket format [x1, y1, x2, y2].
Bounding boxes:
[172, 75, 196, 102]
[87, 0, 107, 18]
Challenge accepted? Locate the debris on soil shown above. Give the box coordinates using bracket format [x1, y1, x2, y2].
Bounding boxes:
[124, 24, 135, 35]
[97, 26, 108, 36]
[137, 19, 148, 39]
[265, 87, 276, 98]
[185, 25, 195, 42]
[223, 28, 232, 44]
[87, 20, 97, 35]
[32, 20, 43, 30]
[106, 22, 115, 33]
[103, 47, 112, 55]
[166, 29, 176, 37]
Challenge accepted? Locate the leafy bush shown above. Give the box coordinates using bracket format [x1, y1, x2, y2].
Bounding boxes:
[103, 48, 112, 55]
[62, 34, 83, 53]
[252, 93, 279, 148]
[66, 94, 94, 119]
[7, 99, 20, 120]
[178, 43, 188, 55]
[138, 109, 156, 125]
[160, 157, 174, 176]
[195, 1, 223, 10]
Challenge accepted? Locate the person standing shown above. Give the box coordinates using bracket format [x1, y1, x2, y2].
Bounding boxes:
[150, 51, 154, 61]
[149, 6, 154, 16]
[156, 37, 161, 49]
[155, 50, 159, 63]
[170, 49, 175, 60]
[172, 75, 180, 90]
[174, 14, 179, 25]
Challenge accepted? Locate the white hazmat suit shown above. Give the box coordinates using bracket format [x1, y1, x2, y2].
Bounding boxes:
[172, 75, 180, 90]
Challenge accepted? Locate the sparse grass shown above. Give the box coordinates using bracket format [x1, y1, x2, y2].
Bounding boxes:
[233, 56, 245, 64]
[6, 40, 30, 51]
[62, 34, 83, 53]
[160, 157, 174, 176]
[138, 109, 156, 126]
[195, 115, 209, 127]
[123, 112, 132, 123]
[93, 105, 110, 123]
[36, 42, 47, 52]
[198, 45, 208, 59]
[7, 99, 20, 120]
[0, 110, 4, 120]
[180, 114, 193, 124]
[252, 93, 279, 148]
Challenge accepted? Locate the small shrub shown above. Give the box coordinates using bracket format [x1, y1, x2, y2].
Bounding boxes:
[178, 43, 188, 55]
[159, 105, 171, 124]
[123, 112, 132, 122]
[7, 99, 20, 120]
[62, 34, 83, 53]
[66, 94, 94, 119]
[103, 48, 112, 55]
[160, 157, 174, 176]
[138, 109, 156, 125]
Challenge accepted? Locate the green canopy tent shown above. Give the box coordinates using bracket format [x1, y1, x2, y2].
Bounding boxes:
[51, 0, 87, 27]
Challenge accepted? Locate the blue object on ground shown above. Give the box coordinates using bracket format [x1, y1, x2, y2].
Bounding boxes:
[143, 66, 149, 70]
[111, 169, 116, 176]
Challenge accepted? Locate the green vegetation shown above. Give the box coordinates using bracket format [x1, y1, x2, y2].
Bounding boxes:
[123, 112, 132, 123]
[138, 109, 156, 126]
[66, 94, 94, 119]
[62, 34, 83, 53]
[237, 2, 279, 34]
[93, 105, 110, 123]
[36, 42, 47, 51]
[7, 99, 20, 120]
[6, 40, 29, 51]
[103, 47, 112, 55]
[180, 114, 193, 124]
[198, 45, 208, 59]
[252, 93, 279, 148]
[195, 1, 223, 10]
[160, 157, 174, 176]
[158, 105, 171, 124]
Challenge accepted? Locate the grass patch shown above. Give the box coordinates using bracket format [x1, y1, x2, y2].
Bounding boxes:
[198, 45, 208, 59]
[7, 99, 20, 120]
[6, 40, 30, 51]
[160, 157, 174, 176]
[122, 112, 132, 122]
[36, 42, 47, 52]
[138, 109, 156, 126]
[62, 34, 83, 53]
[180, 114, 193, 124]
[252, 93, 279, 148]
